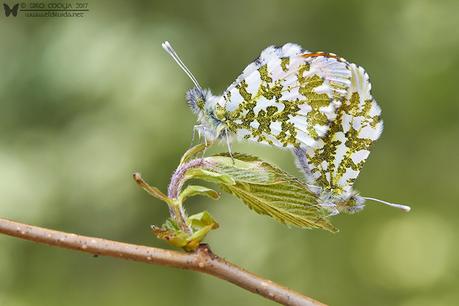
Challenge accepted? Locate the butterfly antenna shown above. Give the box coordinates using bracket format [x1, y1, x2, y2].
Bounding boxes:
[162, 41, 202, 90]
[363, 197, 411, 212]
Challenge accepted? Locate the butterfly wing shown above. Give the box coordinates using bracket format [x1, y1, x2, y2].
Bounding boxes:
[217, 44, 352, 148]
[299, 63, 383, 195]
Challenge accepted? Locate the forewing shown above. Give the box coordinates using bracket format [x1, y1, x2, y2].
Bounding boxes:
[217, 44, 352, 148]
[303, 63, 383, 194]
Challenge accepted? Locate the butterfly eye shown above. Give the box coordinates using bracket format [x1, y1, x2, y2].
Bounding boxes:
[196, 97, 205, 110]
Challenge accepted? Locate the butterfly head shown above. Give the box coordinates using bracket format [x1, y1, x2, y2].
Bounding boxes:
[186, 87, 226, 142]
[185, 87, 209, 114]
[318, 189, 365, 215]
[335, 192, 366, 214]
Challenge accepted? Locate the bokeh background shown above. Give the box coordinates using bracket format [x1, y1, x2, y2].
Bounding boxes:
[1, 0, 458, 305]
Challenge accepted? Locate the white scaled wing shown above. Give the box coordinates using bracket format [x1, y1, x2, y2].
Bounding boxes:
[216, 43, 352, 148]
[301, 63, 383, 195]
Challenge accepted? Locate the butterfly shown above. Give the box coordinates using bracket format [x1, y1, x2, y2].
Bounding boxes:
[162, 41, 410, 215]
[3, 3, 19, 17]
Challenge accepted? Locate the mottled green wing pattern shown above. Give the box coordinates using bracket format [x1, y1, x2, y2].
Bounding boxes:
[302, 64, 383, 195]
[215, 44, 352, 149]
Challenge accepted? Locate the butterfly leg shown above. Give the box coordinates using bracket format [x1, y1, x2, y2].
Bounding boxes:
[225, 128, 235, 164]
[191, 124, 208, 158]
[325, 206, 340, 217]
[189, 125, 199, 149]
[193, 124, 208, 146]
[194, 125, 210, 158]
[200, 138, 216, 159]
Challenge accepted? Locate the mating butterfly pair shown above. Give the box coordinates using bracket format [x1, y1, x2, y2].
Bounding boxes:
[162, 41, 410, 215]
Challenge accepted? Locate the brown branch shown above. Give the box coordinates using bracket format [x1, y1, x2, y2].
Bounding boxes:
[0, 217, 326, 306]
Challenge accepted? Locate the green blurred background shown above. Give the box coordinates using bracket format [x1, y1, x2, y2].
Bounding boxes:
[1, 0, 458, 305]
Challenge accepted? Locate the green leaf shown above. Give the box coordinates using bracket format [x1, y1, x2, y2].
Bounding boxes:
[185, 211, 219, 251]
[150, 151, 337, 252]
[205, 155, 276, 184]
[185, 168, 236, 185]
[133, 173, 170, 204]
[188, 211, 219, 229]
[179, 185, 220, 203]
[203, 154, 338, 233]
[152, 212, 219, 251]
[179, 144, 207, 166]
[184, 225, 215, 251]
[151, 219, 189, 248]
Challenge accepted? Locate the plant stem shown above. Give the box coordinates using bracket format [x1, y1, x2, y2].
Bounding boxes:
[169, 200, 191, 234]
[0, 217, 326, 306]
[166, 158, 206, 234]
[168, 158, 205, 199]
[133, 172, 192, 234]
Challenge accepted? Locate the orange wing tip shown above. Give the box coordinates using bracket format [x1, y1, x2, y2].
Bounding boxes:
[301, 52, 347, 62]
